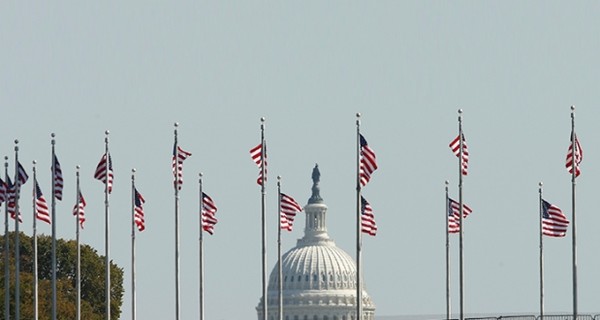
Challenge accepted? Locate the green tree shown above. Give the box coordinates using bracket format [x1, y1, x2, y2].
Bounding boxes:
[0, 232, 123, 319]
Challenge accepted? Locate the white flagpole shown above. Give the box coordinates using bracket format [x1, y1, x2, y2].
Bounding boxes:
[51, 133, 58, 320]
[538, 182, 544, 319]
[131, 169, 137, 320]
[174, 123, 181, 320]
[457, 109, 464, 320]
[103, 131, 111, 320]
[445, 180, 450, 320]
[76, 165, 81, 320]
[199, 172, 204, 320]
[260, 117, 268, 320]
[14, 140, 22, 320]
[277, 176, 282, 320]
[32, 161, 39, 320]
[356, 113, 363, 320]
[3, 156, 9, 320]
[570, 106, 578, 319]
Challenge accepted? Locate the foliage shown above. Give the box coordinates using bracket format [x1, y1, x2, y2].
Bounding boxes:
[0, 232, 124, 319]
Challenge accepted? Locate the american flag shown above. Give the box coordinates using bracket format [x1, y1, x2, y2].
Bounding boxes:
[541, 199, 569, 237]
[134, 188, 146, 232]
[250, 142, 267, 186]
[280, 193, 302, 232]
[53, 154, 64, 200]
[449, 134, 469, 176]
[172, 145, 192, 190]
[0, 178, 6, 204]
[447, 198, 460, 234]
[94, 153, 113, 194]
[35, 180, 51, 225]
[361, 196, 377, 236]
[201, 192, 218, 235]
[359, 134, 378, 187]
[72, 191, 86, 229]
[16, 161, 29, 186]
[6, 177, 21, 223]
[566, 133, 583, 177]
[448, 198, 473, 221]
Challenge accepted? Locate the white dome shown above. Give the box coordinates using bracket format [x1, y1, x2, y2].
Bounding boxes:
[257, 165, 375, 320]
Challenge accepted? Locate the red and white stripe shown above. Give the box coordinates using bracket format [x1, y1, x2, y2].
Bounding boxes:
[566, 133, 583, 178]
[35, 181, 51, 225]
[73, 192, 86, 229]
[250, 142, 267, 186]
[280, 193, 302, 232]
[361, 196, 377, 236]
[134, 189, 146, 232]
[53, 154, 64, 200]
[201, 192, 218, 235]
[172, 145, 192, 190]
[94, 153, 113, 194]
[449, 134, 469, 176]
[359, 134, 378, 187]
[542, 200, 569, 237]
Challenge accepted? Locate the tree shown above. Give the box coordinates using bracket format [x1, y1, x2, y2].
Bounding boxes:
[0, 232, 124, 319]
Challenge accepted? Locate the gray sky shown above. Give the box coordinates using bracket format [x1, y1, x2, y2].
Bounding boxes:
[2, 2, 600, 319]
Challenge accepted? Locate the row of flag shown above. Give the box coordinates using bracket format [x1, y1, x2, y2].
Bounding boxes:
[446, 130, 581, 237]
[250, 133, 380, 236]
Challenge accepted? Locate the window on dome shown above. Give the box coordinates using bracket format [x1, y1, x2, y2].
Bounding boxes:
[313, 274, 317, 282]
[294, 316, 299, 320]
[305, 275, 309, 282]
[298, 275, 301, 282]
[286, 316, 289, 320]
[313, 316, 318, 320]
[291, 276, 294, 282]
[284, 276, 288, 282]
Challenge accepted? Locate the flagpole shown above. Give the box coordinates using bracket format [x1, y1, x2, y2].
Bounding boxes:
[131, 169, 137, 320]
[33, 161, 39, 320]
[3, 156, 9, 320]
[457, 109, 464, 320]
[103, 130, 111, 320]
[277, 176, 283, 320]
[538, 182, 544, 319]
[14, 140, 21, 320]
[445, 180, 450, 320]
[260, 117, 268, 320]
[570, 106, 577, 319]
[51, 133, 58, 320]
[174, 122, 181, 320]
[199, 172, 204, 320]
[356, 113, 363, 320]
[76, 165, 81, 320]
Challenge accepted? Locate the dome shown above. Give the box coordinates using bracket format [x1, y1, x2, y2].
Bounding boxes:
[257, 165, 375, 320]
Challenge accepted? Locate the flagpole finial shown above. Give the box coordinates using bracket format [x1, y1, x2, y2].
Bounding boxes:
[33, 160, 37, 165]
[199, 172, 203, 181]
[277, 175, 281, 181]
[105, 130, 110, 135]
[174, 122, 179, 128]
[539, 181, 543, 187]
[51, 133, 56, 145]
[571, 105, 575, 112]
[356, 112, 361, 118]
[445, 180, 449, 186]
[458, 109, 463, 114]
[132, 168, 136, 173]
[261, 117, 265, 122]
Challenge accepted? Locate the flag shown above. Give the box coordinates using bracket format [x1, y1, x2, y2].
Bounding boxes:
[449, 134, 469, 176]
[541, 200, 569, 237]
[16, 161, 29, 186]
[280, 193, 302, 231]
[359, 134, 378, 187]
[448, 198, 473, 219]
[361, 196, 377, 236]
[447, 199, 460, 234]
[250, 142, 267, 185]
[94, 153, 113, 194]
[73, 191, 86, 229]
[6, 177, 21, 223]
[0, 178, 5, 204]
[566, 133, 583, 177]
[201, 192, 218, 235]
[134, 188, 145, 232]
[53, 154, 64, 200]
[172, 145, 192, 190]
[35, 180, 51, 225]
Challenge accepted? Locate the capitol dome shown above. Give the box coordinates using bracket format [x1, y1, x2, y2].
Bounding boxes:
[257, 165, 375, 320]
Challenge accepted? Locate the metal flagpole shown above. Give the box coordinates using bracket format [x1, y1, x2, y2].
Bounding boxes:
[277, 176, 282, 320]
[3, 156, 9, 320]
[570, 106, 577, 320]
[539, 182, 544, 320]
[457, 109, 464, 320]
[103, 131, 111, 320]
[131, 169, 137, 320]
[356, 113, 363, 320]
[33, 161, 39, 320]
[14, 140, 21, 320]
[445, 180, 450, 320]
[51, 133, 58, 320]
[199, 173, 204, 320]
[76, 165, 81, 320]
[174, 123, 181, 320]
[260, 117, 268, 320]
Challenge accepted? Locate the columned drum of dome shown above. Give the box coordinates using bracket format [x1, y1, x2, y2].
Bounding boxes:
[256, 165, 375, 320]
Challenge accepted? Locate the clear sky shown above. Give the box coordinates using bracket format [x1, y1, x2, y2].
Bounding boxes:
[2, 2, 600, 319]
